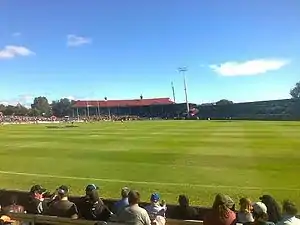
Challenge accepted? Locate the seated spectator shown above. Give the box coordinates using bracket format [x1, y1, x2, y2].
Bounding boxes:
[168, 195, 198, 220]
[117, 190, 151, 225]
[277, 200, 300, 225]
[80, 184, 112, 221]
[113, 187, 130, 215]
[260, 195, 281, 224]
[237, 198, 254, 224]
[46, 185, 78, 219]
[250, 202, 275, 225]
[203, 194, 236, 225]
[1, 195, 25, 214]
[27, 184, 50, 214]
[145, 193, 167, 221]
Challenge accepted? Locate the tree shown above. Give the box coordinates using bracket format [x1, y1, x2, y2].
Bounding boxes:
[4, 105, 16, 115]
[51, 98, 74, 117]
[15, 104, 29, 116]
[215, 99, 234, 106]
[28, 108, 40, 117]
[290, 82, 300, 99]
[31, 96, 51, 116]
[0, 104, 6, 113]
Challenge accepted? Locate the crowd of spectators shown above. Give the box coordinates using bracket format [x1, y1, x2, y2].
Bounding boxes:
[0, 115, 59, 123]
[0, 115, 143, 124]
[1, 184, 300, 225]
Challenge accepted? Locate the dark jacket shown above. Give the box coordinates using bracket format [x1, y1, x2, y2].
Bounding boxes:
[80, 197, 111, 221]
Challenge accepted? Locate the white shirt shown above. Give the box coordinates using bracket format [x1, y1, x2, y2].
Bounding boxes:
[277, 216, 300, 225]
[145, 203, 167, 220]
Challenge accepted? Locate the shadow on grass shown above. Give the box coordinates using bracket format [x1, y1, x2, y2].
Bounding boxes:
[46, 125, 79, 129]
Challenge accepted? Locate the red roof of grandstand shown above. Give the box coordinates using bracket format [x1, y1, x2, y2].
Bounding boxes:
[73, 98, 174, 108]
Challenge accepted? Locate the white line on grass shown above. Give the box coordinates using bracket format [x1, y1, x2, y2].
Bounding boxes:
[0, 170, 299, 191]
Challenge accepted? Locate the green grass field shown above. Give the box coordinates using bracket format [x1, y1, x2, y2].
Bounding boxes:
[0, 120, 300, 208]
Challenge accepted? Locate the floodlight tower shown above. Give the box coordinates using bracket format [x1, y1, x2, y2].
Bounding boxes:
[178, 67, 190, 116]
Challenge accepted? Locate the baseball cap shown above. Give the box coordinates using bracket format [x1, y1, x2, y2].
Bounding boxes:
[57, 185, 69, 195]
[150, 193, 160, 203]
[30, 185, 46, 194]
[253, 202, 268, 214]
[85, 184, 99, 192]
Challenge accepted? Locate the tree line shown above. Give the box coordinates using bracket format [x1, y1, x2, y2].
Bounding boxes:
[0, 81, 299, 117]
[0, 97, 74, 117]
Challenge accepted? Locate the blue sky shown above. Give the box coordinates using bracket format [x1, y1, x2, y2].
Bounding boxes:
[0, 0, 299, 106]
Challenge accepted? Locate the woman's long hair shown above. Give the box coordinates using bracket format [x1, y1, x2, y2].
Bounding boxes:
[239, 198, 252, 213]
[212, 194, 231, 219]
[260, 195, 281, 223]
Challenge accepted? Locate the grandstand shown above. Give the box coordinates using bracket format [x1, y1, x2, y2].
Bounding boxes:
[72, 97, 197, 118]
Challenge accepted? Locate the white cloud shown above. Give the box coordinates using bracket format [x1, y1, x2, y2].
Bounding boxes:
[67, 34, 92, 47]
[209, 58, 289, 76]
[0, 95, 34, 108]
[12, 32, 21, 37]
[0, 45, 35, 59]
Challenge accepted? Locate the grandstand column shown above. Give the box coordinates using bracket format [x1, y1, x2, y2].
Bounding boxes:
[86, 101, 90, 117]
[104, 97, 111, 120]
[97, 101, 100, 117]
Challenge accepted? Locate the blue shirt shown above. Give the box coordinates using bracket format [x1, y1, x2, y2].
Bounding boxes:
[114, 198, 129, 214]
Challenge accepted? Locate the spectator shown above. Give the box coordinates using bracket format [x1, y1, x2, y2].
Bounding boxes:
[1, 195, 25, 214]
[46, 185, 78, 219]
[277, 200, 300, 225]
[250, 202, 275, 225]
[237, 198, 254, 224]
[145, 193, 167, 221]
[113, 187, 130, 215]
[203, 194, 236, 225]
[260, 195, 281, 224]
[168, 195, 198, 220]
[27, 185, 49, 214]
[81, 184, 112, 221]
[117, 190, 151, 225]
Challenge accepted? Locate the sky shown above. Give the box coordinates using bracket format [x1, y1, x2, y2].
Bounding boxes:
[0, 0, 300, 106]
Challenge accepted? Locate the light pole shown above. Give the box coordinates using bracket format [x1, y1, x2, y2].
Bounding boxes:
[171, 82, 176, 103]
[178, 67, 190, 116]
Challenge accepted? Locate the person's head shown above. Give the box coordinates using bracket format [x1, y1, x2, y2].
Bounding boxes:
[30, 185, 46, 200]
[150, 193, 160, 204]
[178, 195, 189, 207]
[85, 184, 99, 196]
[239, 198, 253, 213]
[121, 187, 130, 199]
[87, 189, 100, 203]
[260, 195, 281, 223]
[212, 194, 231, 219]
[57, 185, 69, 199]
[282, 200, 298, 216]
[9, 195, 18, 205]
[252, 202, 268, 222]
[128, 190, 140, 205]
